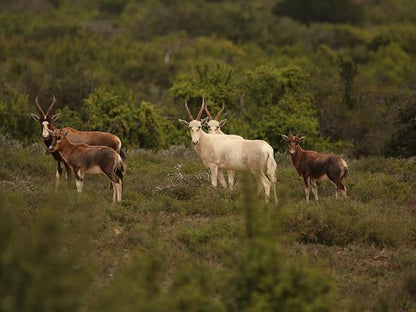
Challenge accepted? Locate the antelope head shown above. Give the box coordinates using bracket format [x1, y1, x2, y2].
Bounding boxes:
[281, 134, 305, 156]
[31, 95, 60, 139]
[204, 99, 226, 134]
[47, 128, 68, 152]
[178, 96, 208, 145]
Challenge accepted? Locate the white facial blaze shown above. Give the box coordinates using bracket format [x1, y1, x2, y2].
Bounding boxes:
[189, 120, 203, 145]
[41, 121, 50, 138]
[207, 120, 220, 134]
[289, 142, 297, 155]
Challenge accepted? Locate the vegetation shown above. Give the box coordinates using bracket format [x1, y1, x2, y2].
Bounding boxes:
[1, 0, 416, 311]
[2, 138, 416, 311]
[0, 0, 415, 155]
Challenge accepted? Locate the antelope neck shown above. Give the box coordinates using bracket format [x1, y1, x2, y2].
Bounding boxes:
[55, 140, 74, 161]
[193, 130, 208, 153]
[290, 147, 304, 164]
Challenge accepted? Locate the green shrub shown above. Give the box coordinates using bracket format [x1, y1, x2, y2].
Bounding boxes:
[387, 98, 416, 157]
[285, 200, 410, 247]
[273, 0, 364, 25]
[82, 87, 166, 149]
[227, 175, 336, 312]
[0, 82, 36, 142]
[0, 194, 93, 312]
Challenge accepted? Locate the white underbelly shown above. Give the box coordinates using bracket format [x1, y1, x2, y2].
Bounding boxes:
[315, 174, 330, 182]
[218, 160, 248, 171]
[86, 166, 103, 174]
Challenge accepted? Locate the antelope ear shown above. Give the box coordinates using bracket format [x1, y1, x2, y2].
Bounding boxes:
[219, 119, 227, 127]
[51, 113, 60, 121]
[31, 113, 40, 121]
[48, 129, 54, 135]
[299, 136, 305, 142]
[281, 134, 289, 142]
[178, 119, 189, 127]
[201, 117, 209, 126]
[62, 131, 69, 137]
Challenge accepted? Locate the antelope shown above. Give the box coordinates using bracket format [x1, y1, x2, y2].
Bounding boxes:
[281, 134, 348, 203]
[204, 98, 243, 189]
[178, 99, 278, 203]
[48, 128, 124, 202]
[31, 95, 125, 188]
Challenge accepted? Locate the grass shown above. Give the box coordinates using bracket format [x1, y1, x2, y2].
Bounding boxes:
[2, 137, 416, 311]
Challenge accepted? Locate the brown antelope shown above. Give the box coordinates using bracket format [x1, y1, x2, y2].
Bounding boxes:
[204, 98, 243, 189]
[48, 128, 124, 202]
[31, 95, 125, 188]
[179, 98, 278, 204]
[281, 134, 348, 203]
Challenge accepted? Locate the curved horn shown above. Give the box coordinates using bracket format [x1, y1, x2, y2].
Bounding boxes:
[215, 101, 225, 120]
[35, 95, 45, 115]
[184, 100, 194, 120]
[203, 96, 213, 120]
[46, 94, 56, 115]
[196, 96, 205, 121]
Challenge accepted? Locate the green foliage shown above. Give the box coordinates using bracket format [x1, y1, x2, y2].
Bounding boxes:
[388, 98, 416, 157]
[365, 42, 415, 85]
[169, 62, 236, 106]
[286, 200, 408, 247]
[3, 139, 416, 310]
[338, 57, 358, 109]
[0, 194, 92, 312]
[1, 0, 416, 155]
[273, 0, 364, 25]
[228, 176, 335, 312]
[0, 82, 36, 141]
[80, 88, 166, 149]
[240, 65, 319, 150]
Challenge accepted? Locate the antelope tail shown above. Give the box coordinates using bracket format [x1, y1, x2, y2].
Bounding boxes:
[266, 149, 278, 204]
[115, 159, 125, 183]
[119, 148, 126, 161]
[340, 159, 348, 179]
[266, 150, 277, 184]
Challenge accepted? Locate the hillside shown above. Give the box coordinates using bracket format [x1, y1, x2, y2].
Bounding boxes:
[0, 0, 416, 156]
[1, 1, 416, 311]
[2, 137, 416, 311]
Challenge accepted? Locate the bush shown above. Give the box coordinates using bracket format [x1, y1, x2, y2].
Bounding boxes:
[285, 200, 411, 247]
[388, 98, 416, 157]
[273, 0, 364, 25]
[227, 177, 336, 312]
[240, 65, 321, 151]
[82, 88, 166, 149]
[0, 195, 92, 312]
[0, 82, 36, 142]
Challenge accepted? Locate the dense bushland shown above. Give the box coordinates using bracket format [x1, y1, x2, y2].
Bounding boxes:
[2, 1, 416, 310]
[2, 137, 416, 311]
[0, 0, 415, 155]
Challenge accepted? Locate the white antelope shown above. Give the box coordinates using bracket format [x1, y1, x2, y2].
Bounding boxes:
[282, 134, 348, 203]
[204, 98, 243, 189]
[179, 99, 278, 203]
[31, 95, 125, 188]
[48, 129, 125, 203]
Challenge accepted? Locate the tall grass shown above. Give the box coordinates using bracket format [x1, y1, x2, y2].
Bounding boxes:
[1, 137, 416, 311]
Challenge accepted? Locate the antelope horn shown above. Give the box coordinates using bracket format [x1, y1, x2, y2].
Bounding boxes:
[46, 94, 56, 115]
[196, 96, 205, 121]
[35, 95, 45, 115]
[215, 101, 225, 120]
[184, 100, 194, 120]
[203, 96, 213, 120]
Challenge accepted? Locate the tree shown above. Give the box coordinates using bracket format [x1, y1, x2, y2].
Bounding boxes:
[273, 0, 364, 25]
[227, 175, 336, 312]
